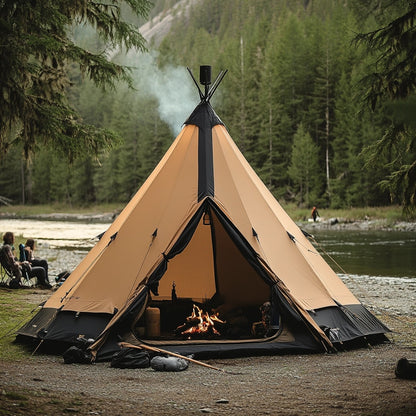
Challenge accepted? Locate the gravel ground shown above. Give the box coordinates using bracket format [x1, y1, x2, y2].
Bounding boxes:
[1, 231, 415, 415]
[0, 334, 415, 415]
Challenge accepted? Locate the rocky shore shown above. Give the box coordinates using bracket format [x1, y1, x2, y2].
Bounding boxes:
[300, 217, 416, 232]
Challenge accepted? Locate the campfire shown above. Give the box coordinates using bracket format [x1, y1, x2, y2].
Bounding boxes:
[175, 304, 226, 339]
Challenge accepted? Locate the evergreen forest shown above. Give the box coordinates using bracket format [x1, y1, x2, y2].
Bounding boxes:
[1, 0, 415, 210]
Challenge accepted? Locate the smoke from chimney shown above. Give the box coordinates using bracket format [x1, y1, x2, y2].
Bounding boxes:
[125, 51, 197, 136]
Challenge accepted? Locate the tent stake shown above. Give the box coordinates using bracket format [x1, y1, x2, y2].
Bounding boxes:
[31, 339, 44, 356]
[119, 342, 241, 375]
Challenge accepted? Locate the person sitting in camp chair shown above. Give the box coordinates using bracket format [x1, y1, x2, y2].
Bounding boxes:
[24, 238, 50, 285]
[0, 238, 22, 288]
[1, 232, 52, 289]
[1, 232, 29, 288]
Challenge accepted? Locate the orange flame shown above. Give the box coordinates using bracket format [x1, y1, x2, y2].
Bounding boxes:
[181, 304, 225, 336]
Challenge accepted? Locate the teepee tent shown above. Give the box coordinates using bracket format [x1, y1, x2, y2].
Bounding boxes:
[18, 67, 388, 360]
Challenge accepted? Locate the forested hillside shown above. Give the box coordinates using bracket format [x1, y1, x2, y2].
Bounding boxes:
[1, 0, 414, 210]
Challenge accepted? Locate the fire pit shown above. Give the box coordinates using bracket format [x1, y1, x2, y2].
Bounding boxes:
[138, 299, 273, 341]
[175, 304, 226, 339]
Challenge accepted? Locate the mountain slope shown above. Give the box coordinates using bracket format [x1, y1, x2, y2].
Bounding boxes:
[140, 0, 200, 45]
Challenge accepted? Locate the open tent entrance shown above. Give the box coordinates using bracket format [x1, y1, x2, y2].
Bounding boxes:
[137, 199, 278, 342]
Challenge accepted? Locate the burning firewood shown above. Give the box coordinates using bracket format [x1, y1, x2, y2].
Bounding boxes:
[175, 304, 226, 339]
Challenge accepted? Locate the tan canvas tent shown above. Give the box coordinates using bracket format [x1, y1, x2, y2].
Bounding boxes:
[18, 67, 388, 360]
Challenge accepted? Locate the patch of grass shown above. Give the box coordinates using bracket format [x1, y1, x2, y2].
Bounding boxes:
[69, 398, 83, 406]
[48, 399, 64, 405]
[0, 288, 40, 360]
[3, 391, 28, 401]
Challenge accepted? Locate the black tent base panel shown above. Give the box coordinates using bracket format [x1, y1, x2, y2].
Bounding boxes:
[332, 333, 390, 352]
[310, 303, 390, 343]
[17, 308, 113, 345]
[14, 334, 75, 357]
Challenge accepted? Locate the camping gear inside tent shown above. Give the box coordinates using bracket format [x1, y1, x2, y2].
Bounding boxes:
[17, 66, 389, 360]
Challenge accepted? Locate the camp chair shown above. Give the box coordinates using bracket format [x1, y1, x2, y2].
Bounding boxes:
[0, 257, 12, 286]
[0, 246, 15, 286]
[0, 245, 33, 288]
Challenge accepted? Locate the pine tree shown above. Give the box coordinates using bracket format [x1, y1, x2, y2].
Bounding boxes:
[0, 0, 151, 159]
[354, 1, 416, 209]
[70, 156, 96, 205]
[0, 145, 25, 203]
[288, 123, 320, 207]
[31, 149, 52, 204]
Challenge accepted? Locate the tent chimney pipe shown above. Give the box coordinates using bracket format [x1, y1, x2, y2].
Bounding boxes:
[200, 65, 212, 99]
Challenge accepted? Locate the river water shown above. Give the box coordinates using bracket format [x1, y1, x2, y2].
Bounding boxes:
[312, 229, 416, 279]
[0, 218, 111, 281]
[1, 219, 415, 315]
[0, 218, 110, 249]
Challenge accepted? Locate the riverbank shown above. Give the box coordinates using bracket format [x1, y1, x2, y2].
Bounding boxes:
[301, 217, 416, 232]
[2, 209, 416, 231]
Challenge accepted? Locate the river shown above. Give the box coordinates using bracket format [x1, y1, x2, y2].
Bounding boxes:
[0, 218, 110, 249]
[1, 219, 415, 316]
[0, 218, 111, 281]
[312, 229, 416, 278]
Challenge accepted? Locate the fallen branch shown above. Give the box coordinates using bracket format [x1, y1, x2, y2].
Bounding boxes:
[119, 341, 242, 375]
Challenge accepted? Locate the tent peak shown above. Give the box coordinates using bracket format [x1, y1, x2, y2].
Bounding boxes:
[187, 65, 228, 103]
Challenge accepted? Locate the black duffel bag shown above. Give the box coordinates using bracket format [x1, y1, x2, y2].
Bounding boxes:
[110, 348, 150, 369]
[63, 346, 92, 364]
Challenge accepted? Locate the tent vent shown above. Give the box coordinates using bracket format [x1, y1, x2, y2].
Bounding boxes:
[252, 228, 258, 238]
[203, 212, 211, 225]
[301, 229, 314, 239]
[187, 66, 228, 102]
[287, 231, 296, 243]
[152, 229, 158, 238]
[107, 232, 118, 246]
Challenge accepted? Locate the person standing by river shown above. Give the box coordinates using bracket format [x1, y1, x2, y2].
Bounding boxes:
[311, 206, 320, 222]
